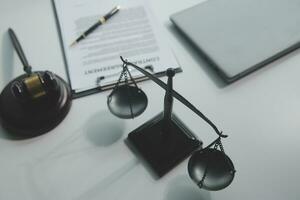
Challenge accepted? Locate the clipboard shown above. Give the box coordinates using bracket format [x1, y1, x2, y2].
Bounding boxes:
[52, 0, 181, 98]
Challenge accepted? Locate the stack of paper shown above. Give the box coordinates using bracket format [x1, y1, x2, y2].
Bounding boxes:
[53, 0, 180, 96]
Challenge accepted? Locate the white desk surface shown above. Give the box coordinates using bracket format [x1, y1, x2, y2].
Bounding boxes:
[1, 0, 300, 200]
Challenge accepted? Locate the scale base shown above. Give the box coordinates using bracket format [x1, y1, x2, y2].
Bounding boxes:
[127, 113, 202, 177]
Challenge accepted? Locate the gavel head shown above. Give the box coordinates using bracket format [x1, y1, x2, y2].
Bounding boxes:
[11, 71, 59, 102]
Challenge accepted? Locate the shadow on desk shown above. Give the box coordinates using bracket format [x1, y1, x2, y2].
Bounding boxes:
[165, 174, 212, 200]
[85, 111, 125, 147]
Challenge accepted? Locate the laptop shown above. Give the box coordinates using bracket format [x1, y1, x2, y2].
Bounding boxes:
[170, 0, 300, 83]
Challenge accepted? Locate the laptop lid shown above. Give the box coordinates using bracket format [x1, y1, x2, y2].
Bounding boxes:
[170, 0, 300, 82]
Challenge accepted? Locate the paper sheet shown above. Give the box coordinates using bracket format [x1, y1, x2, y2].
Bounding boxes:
[54, 0, 180, 93]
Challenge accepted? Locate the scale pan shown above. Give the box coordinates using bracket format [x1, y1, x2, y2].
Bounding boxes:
[188, 148, 235, 191]
[107, 85, 148, 119]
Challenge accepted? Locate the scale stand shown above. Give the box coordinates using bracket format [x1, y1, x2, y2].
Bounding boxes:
[127, 69, 202, 177]
[110, 57, 234, 189]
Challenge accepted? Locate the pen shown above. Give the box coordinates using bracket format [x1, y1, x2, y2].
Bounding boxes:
[70, 5, 121, 47]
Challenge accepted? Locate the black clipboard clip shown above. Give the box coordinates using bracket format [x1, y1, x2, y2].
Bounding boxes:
[72, 65, 156, 99]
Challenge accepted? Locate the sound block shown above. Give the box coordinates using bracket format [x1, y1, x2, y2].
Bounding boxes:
[127, 113, 202, 177]
[0, 72, 72, 138]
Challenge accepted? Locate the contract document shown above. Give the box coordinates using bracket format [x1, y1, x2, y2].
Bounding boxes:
[53, 0, 180, 97]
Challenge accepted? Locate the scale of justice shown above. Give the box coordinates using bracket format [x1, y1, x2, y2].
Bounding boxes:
[0, 30, 235, 191]
[107, 57, 235, 190]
